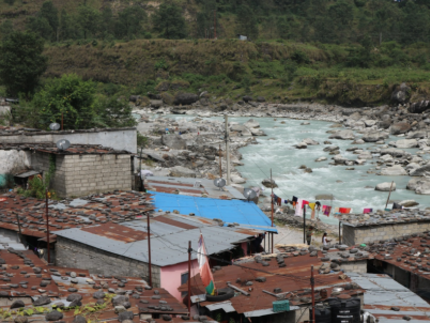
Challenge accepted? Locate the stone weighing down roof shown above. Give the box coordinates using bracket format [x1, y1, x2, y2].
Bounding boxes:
[179, 252, 364, 317]
[0, 191, 154, 240]
[146, 176, 246, 200]
[0, 248, 187, 323]
[348, 273, 430, 322]
[54, 212, 260, 267]
[340, 209, 430, 228]
[0, 142, 132, 154]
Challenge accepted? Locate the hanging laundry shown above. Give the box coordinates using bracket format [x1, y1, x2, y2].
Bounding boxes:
[339, 207, 352, 214]
[323, 206, 332, 216]
[309, 202, 316, 210]
[334, 207, 340, 214]
[303, 200, 309, 206]
[363, 208, 373, 214]
[276, 197, 282, 206]
[295, 198, 304, 217]
[322, 205, 327, 213]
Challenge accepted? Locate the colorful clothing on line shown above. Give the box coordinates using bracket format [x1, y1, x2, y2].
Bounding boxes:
[323, 205, 332, 216]
[276, 197, 282, 206]
[309, 202, 316, 211]
[334, 207, 340, 214]
[295, 198, 304, 217]
[363, 208, 373, 214]
[339, 207, 352, 214]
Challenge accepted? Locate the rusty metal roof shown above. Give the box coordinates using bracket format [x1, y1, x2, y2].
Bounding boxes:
[0, 142, 132, 155]
[179, 251, 364, 315]
[146, 176, 246, 200]
[81, 223, 150, 243]
[0, 249, 187, 322]
[0, 191, 154, 239]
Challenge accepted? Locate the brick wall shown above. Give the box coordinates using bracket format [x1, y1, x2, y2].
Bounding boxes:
[343, 222, 430, 246]
[32, 152, 132, 197]
[56, 236, 161, 287]
[340, 260, 367, 274]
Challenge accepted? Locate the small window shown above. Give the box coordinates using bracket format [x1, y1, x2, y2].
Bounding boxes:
[181, 273, 189, 297]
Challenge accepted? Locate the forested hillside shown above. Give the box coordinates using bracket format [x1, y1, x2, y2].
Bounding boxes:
[0, 0, 430, 111]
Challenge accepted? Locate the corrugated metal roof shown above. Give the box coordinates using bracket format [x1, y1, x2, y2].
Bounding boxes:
[54, 218, 257, 267]
[348, 273, 430, 322]
[146, 176, 246, 200]
[151, 192, 277, 233]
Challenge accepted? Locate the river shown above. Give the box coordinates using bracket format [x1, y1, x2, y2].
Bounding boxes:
[160, 114, 430, 225]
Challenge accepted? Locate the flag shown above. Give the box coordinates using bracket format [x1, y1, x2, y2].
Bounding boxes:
[198, 234, 216, 295]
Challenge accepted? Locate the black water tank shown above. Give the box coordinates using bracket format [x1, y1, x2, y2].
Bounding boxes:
[310, 304, 331, 323]
[327, 297, 361, 323]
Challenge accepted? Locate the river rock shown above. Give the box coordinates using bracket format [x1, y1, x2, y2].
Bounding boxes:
[408, 100, 430, 114]
[296, 142, 307, 149]
[231, 174, 246, 184]
[302, 138, 319, 145]
[250, 128, 266, 136]
[357, 152, 372, 159]
[390, 122, 411, 135]
[375, 182, 396, 191]
[380, 148, 408, 158]
[409, 163, 430, 176]
[262, 179, 278, 188]
[161, 135, 186, 150]
[329, 130, 355, 140]
[323, 145, 339, 152]
[173, 93, 199, 105]
[416, 181, 430, 195]
[315, 157, 327, 162]
[406, 130, 428, 139]
[333, 155, 348, 165]
[150, 100, 163, 108]
[393, 139, 418, 149]
[407, 177, 423, 191]
[230, 124, 252, 136]
[169, 166, 196, 178]
[363, 120, 378, 127]
[380, 165, 407, 176]
[399, 200, 419, 207]
[362, 131, 388, 142]
[244, 119, 260, 128]
[379, 154, 394, 163]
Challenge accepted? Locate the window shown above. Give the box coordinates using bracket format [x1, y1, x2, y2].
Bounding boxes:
[181, 272, 189, 297]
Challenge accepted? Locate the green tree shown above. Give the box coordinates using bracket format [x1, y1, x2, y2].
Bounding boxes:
[59, 9, 79, 41]
[26, 17, 54, 40]
[4, 0, 15, 5]
[32, 74, 97, 130]
[77, 5, 101, 39]
[236, 5, 258, 40]
[99, 6, 114, 40]
[94, 96, 136, 128]
[115, 6, 146, 39]
[0, 20, 14, 39]
[152, 4, 187, 39]
[401, 1, 430, 44]
[40, 1, 59, 36]
[0, 32, 47, 97]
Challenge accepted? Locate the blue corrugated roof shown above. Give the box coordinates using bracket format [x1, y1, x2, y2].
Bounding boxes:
[150, 191, 277, 233]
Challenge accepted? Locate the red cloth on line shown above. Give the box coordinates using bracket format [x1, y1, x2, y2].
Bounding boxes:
[276, 197, 282, 206]
[323, 206, 332, 216]
[302, 200, 309, 207]
[339, 207, 351, 214]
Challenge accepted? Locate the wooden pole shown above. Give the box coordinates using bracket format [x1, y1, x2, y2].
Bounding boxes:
[311, 265, 315, 323]
[270, 169, 274, 254]
[303, 205, 306, 244]
[225, 115, 231, 185]
[188, 241, 192, 316]
[45, 188, 50, 264]
[218, 144, 222, 178]
[147, 213, 152, 287]
[385, 181, 395, 209]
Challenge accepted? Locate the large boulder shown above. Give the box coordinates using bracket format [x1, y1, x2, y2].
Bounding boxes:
[315, 194, 334, 200]
[380, 165, 407, 176]
[329, 130, 355, 140]
[408, 100, 430, 114]
[406, 130, 428, 139]
[169, 166, 196, 178]
[380, 148, 408, 158]
[295, 142, 308, 149]
[302, 138, 319, 145]
[173, 93, 199, 105]
[230, 124, 252, 136]
[333, 155, 348, 165]
[399, 200, 419, 207]
[390, 122, 411, 135]
[249, 128, 266, 136]
[161, 135, 187, 150]
[362, 131, 388, 142]
[393, 139, 418, 149]
[391, 83, 409, 103]
[244, 119, 260, 128]
[415, 181, 430, 195]
[262, 179, 278, 188]
[406, 177, 422, 191]
[323, 145, 340, 152]
[375, 182, 396, 191]
[409, 163, 430, 176]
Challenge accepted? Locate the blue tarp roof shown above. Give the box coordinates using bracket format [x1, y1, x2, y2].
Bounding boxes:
[150, 191, 277, 233]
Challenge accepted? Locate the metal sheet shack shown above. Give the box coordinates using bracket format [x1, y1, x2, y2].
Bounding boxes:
[0, 143, 134, 197]
[54, 211, 260, 301]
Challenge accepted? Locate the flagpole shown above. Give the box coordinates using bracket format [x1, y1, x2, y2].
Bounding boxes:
[188, 240, 191, 316]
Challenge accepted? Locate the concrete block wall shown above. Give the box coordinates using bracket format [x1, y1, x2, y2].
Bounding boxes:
[340, 260, 367, 274]
[56, 236, 161, 287]
[31, 152, 67, 197]
[343, 222, 430, 246]
[62, 154, 131, 197]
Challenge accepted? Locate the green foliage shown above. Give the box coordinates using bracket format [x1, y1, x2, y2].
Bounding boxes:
[236, 5, 258, 40]
[137, 133, 148, 148]
[0, 31, 47, 97]
[152, 4, 187, 39]
[17, 155, 56, 198]
[33, 74, 97, 129]
[0, 19, 13, 39]
[94, 95, 136, 128]
[115, 6, 146, 40]
[3, 0, 14, 5]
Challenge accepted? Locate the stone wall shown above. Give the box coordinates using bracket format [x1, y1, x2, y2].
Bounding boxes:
[0, 128, 137, 153]
[343, 222, 430, 246]
[32, 152, 132, 197]
[56, 236, 161, 287]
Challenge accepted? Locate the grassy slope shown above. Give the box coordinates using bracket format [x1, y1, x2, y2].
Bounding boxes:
[42, 39, 430, 106]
